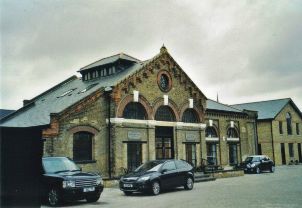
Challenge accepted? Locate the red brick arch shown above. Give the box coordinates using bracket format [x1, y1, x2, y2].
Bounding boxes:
[152, 98, 180, 121]
[116, 94, 152, 119]
[68, 125, 99, 135]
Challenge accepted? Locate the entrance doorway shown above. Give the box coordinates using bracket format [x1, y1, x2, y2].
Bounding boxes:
[298, 143, 302, 163]
[281, 143, 286, 165]
[186, 144, 197, 167]
[127, 143, 142, 171]
[229, 143, 238, 165]
[207, 143, 217, 165]
[155, 127, 174, 159]
[258, 144, 262, 155]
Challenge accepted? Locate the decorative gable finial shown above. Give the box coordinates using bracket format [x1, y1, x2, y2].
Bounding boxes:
[160, 44, 167, 53]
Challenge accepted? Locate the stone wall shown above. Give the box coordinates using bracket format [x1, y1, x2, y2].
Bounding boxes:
[205, 112, 257, 166]
[43, 93, 110, 176]
[256, 103, 302, 165]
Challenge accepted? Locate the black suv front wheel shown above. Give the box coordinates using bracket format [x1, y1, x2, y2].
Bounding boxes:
[47, 188, 61, 207]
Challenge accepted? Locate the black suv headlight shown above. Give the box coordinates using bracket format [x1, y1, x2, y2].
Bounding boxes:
[62, 180, 75, 188]
[96, 177, 103, 185]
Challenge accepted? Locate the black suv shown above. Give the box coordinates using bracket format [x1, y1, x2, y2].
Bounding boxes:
[42, 157, 103, 206]
[119, 159, 194, 195]
[241, 155, 275, 174]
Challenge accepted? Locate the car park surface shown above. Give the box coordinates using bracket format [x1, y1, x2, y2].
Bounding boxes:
[42, 165, 302, 208]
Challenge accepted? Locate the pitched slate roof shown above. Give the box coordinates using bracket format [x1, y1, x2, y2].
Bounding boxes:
[0, 57, 151, 127]
[78, 53, 141, 71]
[206, 99, 243, 113]
[0, 109, 15, 120]
[231, 98, 292, 120]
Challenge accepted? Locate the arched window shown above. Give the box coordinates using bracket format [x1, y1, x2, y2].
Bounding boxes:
[123, 102, 147, 120]
[182, 109, 199, 123]
[227, 128, 239, 138]
[155, 106, 176, 121]
[286, 112, 292, 135]
[73, 132, 93, 161]
[206, 127, 218, 138]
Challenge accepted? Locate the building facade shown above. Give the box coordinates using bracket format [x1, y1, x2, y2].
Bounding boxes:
[1, 46, 300, 178]
[233, 99, 302, 165]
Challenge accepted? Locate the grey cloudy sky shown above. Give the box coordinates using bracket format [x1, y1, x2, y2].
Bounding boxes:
[1, 0, 302, 110]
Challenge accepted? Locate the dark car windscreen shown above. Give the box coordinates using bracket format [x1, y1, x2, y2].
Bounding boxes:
[245, 156, 260, 163]
[134, 161, 163, 173]
[43, 157, 80, 173]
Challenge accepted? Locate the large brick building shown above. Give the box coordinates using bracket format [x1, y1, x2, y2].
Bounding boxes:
[233, 99, 302, 165]
[1, 46, 301, 177]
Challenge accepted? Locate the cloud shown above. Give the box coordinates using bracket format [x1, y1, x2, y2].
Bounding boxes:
[1, 0, 301, 111]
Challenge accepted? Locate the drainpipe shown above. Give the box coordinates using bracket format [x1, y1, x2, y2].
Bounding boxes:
[105, 86, 113, 179]
[270, 121, 276, 162]
[254, 121, 259, 154]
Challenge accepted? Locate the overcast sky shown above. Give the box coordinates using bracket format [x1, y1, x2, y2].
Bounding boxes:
[1, 0, 301, 111]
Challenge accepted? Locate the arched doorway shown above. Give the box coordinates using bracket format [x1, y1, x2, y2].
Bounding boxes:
[154, 106, 176, 159]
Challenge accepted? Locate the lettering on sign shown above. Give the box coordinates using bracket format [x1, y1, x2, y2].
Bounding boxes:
[186, 132, 198, 141]
[128, 131, 141, 140]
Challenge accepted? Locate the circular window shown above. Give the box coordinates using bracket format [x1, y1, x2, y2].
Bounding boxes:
[157, 71, 172, 92]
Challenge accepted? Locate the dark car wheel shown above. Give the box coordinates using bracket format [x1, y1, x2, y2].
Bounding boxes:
[151, 181, 160, 195]
[184, 177, 194, 190]
[270, 166, 275, 173]
[123, 191, 133, 196]
[47, 188, 61, 207]
[256, 167, 261, 174]
[86, 193, 100, 203]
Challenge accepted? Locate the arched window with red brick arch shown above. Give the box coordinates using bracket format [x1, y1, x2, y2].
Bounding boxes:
[155, 106, 176, 121]
[122, 102, 147, 120]
[182, 109, 200, 123]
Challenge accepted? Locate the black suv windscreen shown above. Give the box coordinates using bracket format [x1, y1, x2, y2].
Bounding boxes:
[43, 157, 80, 174]
[245, 156, 260, 163]
[134, 161, 164, 173]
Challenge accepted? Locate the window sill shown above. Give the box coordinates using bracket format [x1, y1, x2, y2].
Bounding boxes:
[75, 160, 96, 164]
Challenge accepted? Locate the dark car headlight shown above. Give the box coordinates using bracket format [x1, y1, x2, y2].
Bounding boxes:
[62, 180, 75, 188]
[137, 176, 150, 182]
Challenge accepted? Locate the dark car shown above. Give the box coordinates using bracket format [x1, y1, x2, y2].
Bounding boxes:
[42, 157, 104, 206]
[241, 155, 275, 174]
[119, 159, 194, 195]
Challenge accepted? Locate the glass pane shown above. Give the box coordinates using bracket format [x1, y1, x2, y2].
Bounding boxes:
[155, 106, 176, 121]
[123, 102, 147, 120]
[182, 109, 199, 123]
[162, 161, 176, 171]
[127, 143, 142, 171]
[73, 132, 92, 161]
[229, 144, 238, 165]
